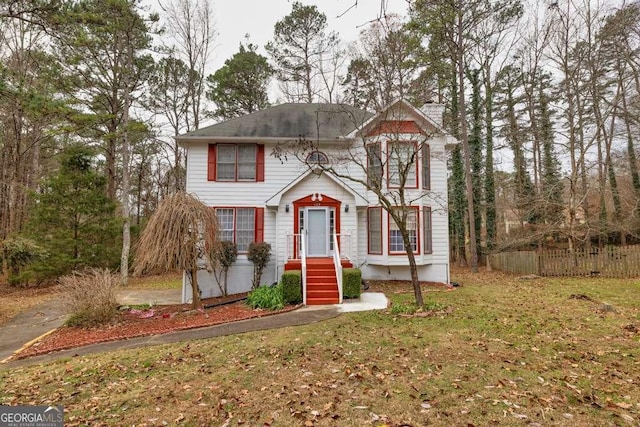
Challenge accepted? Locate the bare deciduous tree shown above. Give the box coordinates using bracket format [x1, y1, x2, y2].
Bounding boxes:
[161, 0, 216, 130]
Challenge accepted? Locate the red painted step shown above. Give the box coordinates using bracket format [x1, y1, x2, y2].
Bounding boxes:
[283, 257, 351, 305]
[304, 258, 339, 305]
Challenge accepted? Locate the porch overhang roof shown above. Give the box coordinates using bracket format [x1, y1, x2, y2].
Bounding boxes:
[265, 169, 369, 208]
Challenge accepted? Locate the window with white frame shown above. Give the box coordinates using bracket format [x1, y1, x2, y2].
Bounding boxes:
[215, 207, 255, 252]
[389, 208, 418, 253]
[367, 143, 382, 187]
[368, 207, 382, 254]
[422, 144, 430, 190]
[423, 207, 432, 254]
[388, 141, 417, 187]
[216, 144, 257, 181]
[217, 208, 234, 242]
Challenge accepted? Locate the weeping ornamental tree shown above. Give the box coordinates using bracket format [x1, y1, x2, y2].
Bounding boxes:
[133, 192, 218, 308]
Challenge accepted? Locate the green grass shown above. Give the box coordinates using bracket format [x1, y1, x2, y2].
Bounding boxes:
[2, 268, 639, 426]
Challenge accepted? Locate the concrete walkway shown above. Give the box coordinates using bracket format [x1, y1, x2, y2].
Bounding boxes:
[0, 291, 388, 371]
[115, 289, 182, 305]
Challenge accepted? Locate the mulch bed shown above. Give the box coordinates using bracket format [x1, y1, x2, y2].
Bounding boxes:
[16, 294, 300, 360]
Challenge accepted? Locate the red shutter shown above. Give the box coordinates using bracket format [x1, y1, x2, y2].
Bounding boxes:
[256, 144, 265, 182]
[255, 207, 265, 242]
[207, 144, 217, 181]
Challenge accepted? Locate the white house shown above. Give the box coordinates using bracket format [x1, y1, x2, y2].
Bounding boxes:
[176, 99, 456, 305]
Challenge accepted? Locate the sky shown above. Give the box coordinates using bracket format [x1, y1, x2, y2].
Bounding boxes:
[209, 0, 410, 72]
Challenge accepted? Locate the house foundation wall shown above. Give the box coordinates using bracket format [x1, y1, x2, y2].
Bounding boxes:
[360, 263, 449, 284]
[182, 261, 276, 303]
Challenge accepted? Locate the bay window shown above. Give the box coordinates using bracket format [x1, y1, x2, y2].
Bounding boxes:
[368, 207, 382, 254]
[389, 208, 418, 254]
[388, 141, 417, 188]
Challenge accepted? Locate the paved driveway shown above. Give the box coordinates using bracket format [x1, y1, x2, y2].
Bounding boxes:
[0, 297, 67, 362]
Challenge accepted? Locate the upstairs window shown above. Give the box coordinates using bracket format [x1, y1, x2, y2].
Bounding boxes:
[388, 141, 417, 188]
[306, 151, 328, 164]
[367, 142, 382, 188]
[208, 144, 265, 182]
[218, 144, 256, 181]
[422, 144, 430, 190]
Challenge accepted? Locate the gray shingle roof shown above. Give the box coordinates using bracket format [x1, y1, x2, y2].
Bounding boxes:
[179, 103, 372, 140]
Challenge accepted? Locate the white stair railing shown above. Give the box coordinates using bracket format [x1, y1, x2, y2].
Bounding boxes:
[300, 231, 307, 305]
[332, 233, 343, 304]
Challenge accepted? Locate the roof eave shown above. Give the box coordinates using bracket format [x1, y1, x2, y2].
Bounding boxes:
[177, 135, 355, 147]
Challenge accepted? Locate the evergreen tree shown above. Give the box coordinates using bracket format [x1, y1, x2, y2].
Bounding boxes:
[55, 0, 155, 201]
[469, 69, 483, 258]
[449, 75, 467, 265]
[26, 145, 120, 279]
[266, 1, 339, 103]
[538, 77, 564, 226]
[495, 65, 536, 225]
[206, 43, 273, 120]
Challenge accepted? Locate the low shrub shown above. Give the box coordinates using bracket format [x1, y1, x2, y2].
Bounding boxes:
[247, 284, 284, 310]
[1, 237, 48, 286]
[281, 270, 302, 304]
[59, 268, 119, 327]
[248, 242, 271, 290]
[210, 240, 237, 296]
[342, 268, 362, 299]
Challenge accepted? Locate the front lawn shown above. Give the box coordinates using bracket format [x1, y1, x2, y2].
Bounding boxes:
[1, 268, 639, 426]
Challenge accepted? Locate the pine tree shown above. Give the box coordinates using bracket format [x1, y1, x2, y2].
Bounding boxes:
[26, 145, 120, 280]
[206, 43, 273, 120]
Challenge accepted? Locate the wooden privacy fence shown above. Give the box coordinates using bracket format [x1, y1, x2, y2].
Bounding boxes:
[488, 246, 640, 278]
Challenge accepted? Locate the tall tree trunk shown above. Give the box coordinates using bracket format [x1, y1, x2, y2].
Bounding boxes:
[120, 39, 133, 286]
[469, 69, 483, 262]
[483, 66, 496, 253]
[457, 4, 478, 272]
[402, 223, 424, 307]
